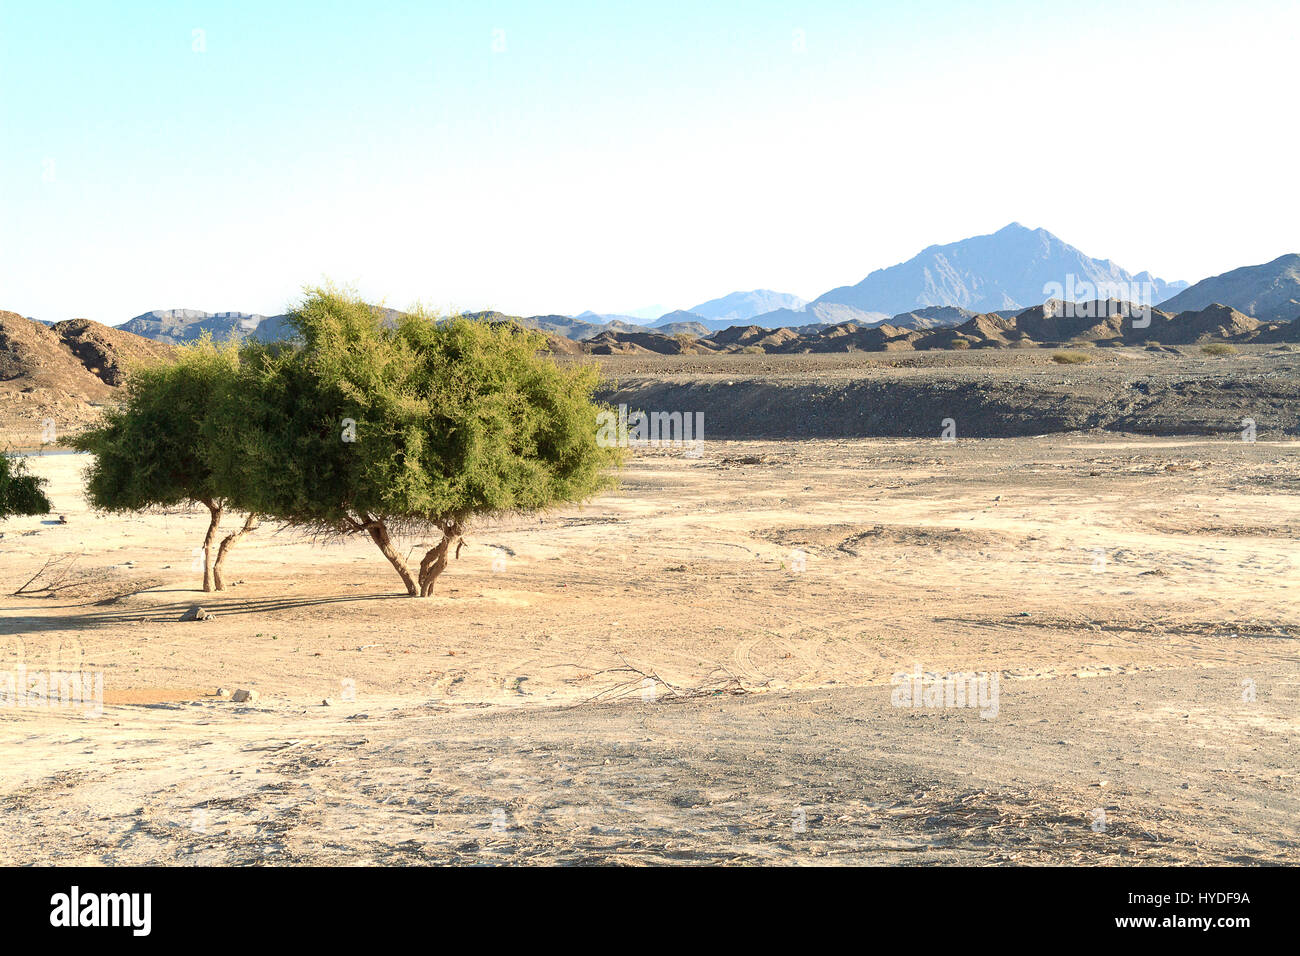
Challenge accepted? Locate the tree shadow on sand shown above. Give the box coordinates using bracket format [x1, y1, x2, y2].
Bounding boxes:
[0, 591, 407, 636]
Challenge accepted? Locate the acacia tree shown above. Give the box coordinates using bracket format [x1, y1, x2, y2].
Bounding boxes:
[222, 287, 622, 596]
[0, 453, 51, 518]
[65, 339, 258, 591]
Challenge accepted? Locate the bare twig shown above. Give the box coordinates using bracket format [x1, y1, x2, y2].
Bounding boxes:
[13, 553, 82, 595]
[564, 654, 754, 709]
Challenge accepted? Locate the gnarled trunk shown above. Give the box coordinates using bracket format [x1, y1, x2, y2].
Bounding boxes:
[213, 514, 259, 591]
[417, 523, 462, 597]
[358, 516, 463, 598]
[200, 498, 223, 592]
[366, 519, 418, 596]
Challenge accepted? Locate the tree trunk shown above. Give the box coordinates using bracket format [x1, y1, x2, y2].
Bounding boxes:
[366, 519, 418, 596]
[417, 524, 462, 597]
[213, 514, 259, 591]
[200, 499, 223, 592]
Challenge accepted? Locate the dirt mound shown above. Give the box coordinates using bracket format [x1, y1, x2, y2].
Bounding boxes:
[1148, 304, 1259, 344]
[708, 325, 776, 347]
[1010, 301, 1135, 342]
[583, 330, 716, 355]
[707, 326, 803, 351]
[791, 322, 920, 353]
[957, 313, 1015, 341]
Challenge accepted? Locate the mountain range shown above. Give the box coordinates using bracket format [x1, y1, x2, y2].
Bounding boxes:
[5, 301, 1298, 432]
[22, 224, 1297, 343]
[576, 301, 1300, 356]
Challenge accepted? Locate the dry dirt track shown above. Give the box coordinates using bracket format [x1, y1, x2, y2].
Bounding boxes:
[1, 435, 1298, 865]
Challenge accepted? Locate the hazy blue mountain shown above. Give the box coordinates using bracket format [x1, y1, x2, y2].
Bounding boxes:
[1156, 253, 1300, 322]
[745, 301, 887, 330]
[685, 289, 807, 325]
[813, 223, 1188, 316]
[576, 310, 649, 325]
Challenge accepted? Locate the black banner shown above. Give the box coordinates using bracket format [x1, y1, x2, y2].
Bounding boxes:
[0, 865, 1281, 942]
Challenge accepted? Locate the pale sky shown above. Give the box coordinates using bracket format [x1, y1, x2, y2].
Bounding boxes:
[2, 0, 1297, 324]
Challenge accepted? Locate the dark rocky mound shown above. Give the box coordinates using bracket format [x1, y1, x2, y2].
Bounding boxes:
[51, 319, 173, 386]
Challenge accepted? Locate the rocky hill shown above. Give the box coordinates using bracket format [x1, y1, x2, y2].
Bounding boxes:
[0, 311, 173, 446]
[1156, 254, 1300, 323]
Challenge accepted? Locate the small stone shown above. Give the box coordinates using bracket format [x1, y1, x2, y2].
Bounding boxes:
[231, 689, 259, 703]
[321, 698, 334, 707]
[215, 687, 231, 698]
[180, 606, 214, 622]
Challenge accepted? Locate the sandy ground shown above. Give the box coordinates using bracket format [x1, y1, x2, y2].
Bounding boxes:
[1, 436, 1297, 865]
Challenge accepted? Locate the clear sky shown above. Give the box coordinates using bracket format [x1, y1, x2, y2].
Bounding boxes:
[2, 0, 1297, 323]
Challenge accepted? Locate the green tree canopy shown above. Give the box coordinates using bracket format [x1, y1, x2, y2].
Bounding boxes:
[218, 287, 622, 596]
[64, 338, 256, 591]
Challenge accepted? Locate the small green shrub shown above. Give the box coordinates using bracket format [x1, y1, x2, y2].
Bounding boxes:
[0, 453, 51, 518]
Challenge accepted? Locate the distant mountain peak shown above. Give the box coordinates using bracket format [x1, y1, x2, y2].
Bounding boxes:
[815, 226, 1186, 316]
[686, 289, 807, 325]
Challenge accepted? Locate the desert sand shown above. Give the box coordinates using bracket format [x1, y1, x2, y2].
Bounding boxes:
[1, 435, 1297, 864]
